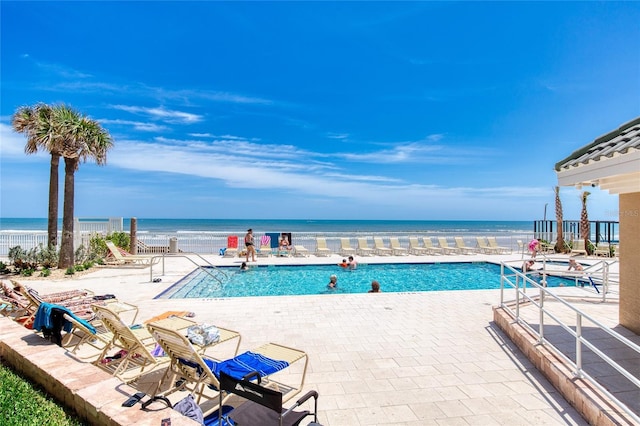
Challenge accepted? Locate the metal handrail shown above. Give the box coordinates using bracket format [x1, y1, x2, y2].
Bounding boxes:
[149, 253, 228, 284]
[499, 263, 640, 424]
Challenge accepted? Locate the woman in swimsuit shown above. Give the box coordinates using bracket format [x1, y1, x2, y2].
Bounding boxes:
[244, 229, 256, 262]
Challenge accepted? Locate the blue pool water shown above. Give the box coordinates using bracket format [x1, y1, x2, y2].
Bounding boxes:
[162, 262, 573, 299]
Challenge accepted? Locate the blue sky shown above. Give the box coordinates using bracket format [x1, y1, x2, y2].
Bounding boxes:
[1, 1, 638, 221]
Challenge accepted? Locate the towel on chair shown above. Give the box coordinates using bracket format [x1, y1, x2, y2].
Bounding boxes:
[260, 235, 271, 246]
[179, 351, 289, 380]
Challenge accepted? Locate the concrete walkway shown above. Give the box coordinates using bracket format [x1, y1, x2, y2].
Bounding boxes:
[11, 253, 622, 425]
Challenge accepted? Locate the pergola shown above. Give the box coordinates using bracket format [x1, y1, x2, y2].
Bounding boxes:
[555, 116, 640, 334]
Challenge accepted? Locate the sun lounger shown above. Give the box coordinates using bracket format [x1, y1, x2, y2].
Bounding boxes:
[223, 235, 239, 258]
[594, 242, 611, 257]
[258, 235, 273, 257]
[570, 240, 589, 256]
[487, 237, 511, 254]
[146, 322, 305, 407]
[105, 240, 160, 267]
[454, 237, 477, 255]
[61, 312, 113, 360]
[408, 237, 428, 255]
[293, 245, 310, 257]
[423, 237, 444, 255]
[92, 304, 171, 383]
[315, 237, 332, 256]
[373, 237, 393, 256]
[357, 238, 374, 256]
[388, 237, 408, 256]
[437, 237, 460, 254]
[339, 238, 356, 256]
[475, 237, 497, 254]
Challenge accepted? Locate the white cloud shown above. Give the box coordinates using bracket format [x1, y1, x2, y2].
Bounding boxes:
[0, 123, 47, 159]
[98, 119, 168, 132]
[112, 105, 203, 124]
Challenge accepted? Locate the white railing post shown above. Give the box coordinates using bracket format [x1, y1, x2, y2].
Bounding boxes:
[575, 313, 583, 378]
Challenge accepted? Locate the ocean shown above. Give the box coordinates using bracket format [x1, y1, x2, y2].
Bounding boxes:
[0, 218, 533, 234]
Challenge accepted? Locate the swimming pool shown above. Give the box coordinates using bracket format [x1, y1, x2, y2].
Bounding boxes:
[161, 262, 574, 299]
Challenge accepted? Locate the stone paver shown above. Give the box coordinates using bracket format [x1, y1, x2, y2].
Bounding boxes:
[12, 253, 624, 425]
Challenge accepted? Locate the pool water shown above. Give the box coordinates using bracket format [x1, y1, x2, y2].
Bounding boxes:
[162, 262, 574, 299]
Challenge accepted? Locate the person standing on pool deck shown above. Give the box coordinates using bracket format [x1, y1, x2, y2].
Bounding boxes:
[244, 229, 256, 262]
[348, 256, 357, 270]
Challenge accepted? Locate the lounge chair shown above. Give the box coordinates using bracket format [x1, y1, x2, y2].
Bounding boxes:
[223, 236, 239, 258]
[373, 237, 392, 256]
[437, 237, 460, 254]
[454, 237, 477, 255]
[92, 304, 170, 383]
[389, 237, 408, 256]
[105, 240, 160, 267]
[487, 237, 510, 254]
[258, 235, 273, 257]
[19, 286, 97, 325]
[594, 242, 611, 257]
[314, 237, 332, 257]
[146, 322, 306, 407]
[475, 237, 499, 254]
[570, 240, 588, 256]
[339, 238, 356, 256]
[357, 238, 374, 256]
[422, 237, 444, 255]
[408, 237, 429, 255]
[61, 312, 113, 360]
[214, 370, 318, 426]
[293, 245, 310, 257]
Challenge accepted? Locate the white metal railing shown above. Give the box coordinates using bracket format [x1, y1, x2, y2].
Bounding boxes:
[0, 230, 535, 257]
[500, 262, 639, 424]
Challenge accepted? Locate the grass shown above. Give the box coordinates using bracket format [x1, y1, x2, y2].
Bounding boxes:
[0, 361, 85, 426]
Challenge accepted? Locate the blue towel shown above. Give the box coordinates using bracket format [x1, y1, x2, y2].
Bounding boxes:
[266, 233, 280, 249]
[179, 351, 289, 380]
[33, 302, 96, 334]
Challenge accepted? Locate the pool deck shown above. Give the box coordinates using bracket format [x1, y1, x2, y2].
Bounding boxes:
[2, 252, 632, 425]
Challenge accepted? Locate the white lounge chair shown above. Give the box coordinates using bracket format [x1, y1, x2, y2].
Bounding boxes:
[357, 238, 374, 256]
[422, 237, 444, 255]
[373, 237, 392, 256]
[315, 237, 332, 257]
[339, 238, 356, 256]
[408, 237, 428, 255]
[389, 237, 408, 255]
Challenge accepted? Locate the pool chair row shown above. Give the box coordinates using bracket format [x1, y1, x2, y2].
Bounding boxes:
[406, 236, 511, 255]
[62, 303, 318, 424]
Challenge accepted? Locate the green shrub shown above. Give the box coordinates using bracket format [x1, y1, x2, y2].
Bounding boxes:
[82, 261, 94, 270]
[35, 244, 58, 268]
[40, 268, 51, 277]
[20, 268, 34, 277]
[65, 267, 75, 276]
[0, 261, 8, 274]
[108, 231, 130, 250]
[0, 362, 83, 425]
[74, 265, 85, 272]
[8, 246, 26, 266]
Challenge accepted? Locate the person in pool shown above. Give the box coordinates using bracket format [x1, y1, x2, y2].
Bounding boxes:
[338, 259, 348, 268]
[368, 280, 381, 293]
[347, 256, 357, 270]
[240, 262, 249, 271]
[327, 275, 338, 289]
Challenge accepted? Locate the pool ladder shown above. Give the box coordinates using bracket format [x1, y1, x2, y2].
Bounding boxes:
[149, 252, 229, 285]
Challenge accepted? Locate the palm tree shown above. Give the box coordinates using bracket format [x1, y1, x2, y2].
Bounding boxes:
[55, 105, 113, 268]
[553, 186, 566, 253]
[12, 104, 62, 249]
[580, 191, 591, 255]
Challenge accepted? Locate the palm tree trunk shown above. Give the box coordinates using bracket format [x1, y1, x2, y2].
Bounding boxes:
[553, 186, 565, 253]
[580, 191, 591, 255]
[47, 153, 60, 249]
[58, 157, 77, 269]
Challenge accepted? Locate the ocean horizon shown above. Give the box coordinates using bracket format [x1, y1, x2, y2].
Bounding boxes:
[0, 218, 534, 234]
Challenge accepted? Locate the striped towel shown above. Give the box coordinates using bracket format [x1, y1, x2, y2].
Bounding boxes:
[260, 235, 271, 246]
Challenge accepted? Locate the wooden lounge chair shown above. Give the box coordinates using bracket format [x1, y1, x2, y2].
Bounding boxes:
[315, 237, 332, 257]
[454, 237, 477, 255]
[357, 238, 374, 256]
[373, 237, 392, 256]
[146, 322, 306, 407]
[389, 237, 408, 256]
[422, 237, 445, 255]
[105, 240, 160, 267]
[339, 238, 356, 256]
[408, 237, 429, 255]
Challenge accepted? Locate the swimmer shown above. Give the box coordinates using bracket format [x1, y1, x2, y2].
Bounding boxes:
[368, 280, 381, 293]
[338, 259, 348, 268]
[348, 256, 357, 270]
[327, 274, 338, 289]
[522, 260, 535, 273]
[240, 262, 249, 271]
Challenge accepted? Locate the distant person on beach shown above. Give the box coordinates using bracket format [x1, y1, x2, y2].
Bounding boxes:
[244, 229, 256, 262]
[348, 256, 357, 270]
[568, 259, 584, 271]
[327, 274, 338, 289]
[338, 259, 348, 268]
[368, 280, 381, 293]
[240, 262, 249, 271]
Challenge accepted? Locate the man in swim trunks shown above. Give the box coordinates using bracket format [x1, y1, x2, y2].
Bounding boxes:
[348, 256, 357, 270]
[244, 229, 256, 262]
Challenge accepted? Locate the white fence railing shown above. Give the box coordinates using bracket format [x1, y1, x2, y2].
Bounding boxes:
[499, 262, 638, 424]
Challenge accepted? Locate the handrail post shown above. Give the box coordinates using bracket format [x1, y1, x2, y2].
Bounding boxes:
[538, 286, 544, 345]
[575, 313, 583, 378]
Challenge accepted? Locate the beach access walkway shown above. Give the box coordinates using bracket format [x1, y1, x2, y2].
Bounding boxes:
[0, 252, 632, 425]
